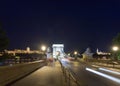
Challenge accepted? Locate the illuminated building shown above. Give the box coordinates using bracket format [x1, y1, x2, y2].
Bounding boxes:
[96, 48, 111, 55]
[4, 47, 43, 55]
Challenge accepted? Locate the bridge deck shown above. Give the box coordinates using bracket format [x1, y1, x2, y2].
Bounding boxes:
[12, 61, 64, 86]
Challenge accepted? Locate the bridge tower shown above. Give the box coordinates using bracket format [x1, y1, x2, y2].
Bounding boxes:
[52, 44, 64, 59]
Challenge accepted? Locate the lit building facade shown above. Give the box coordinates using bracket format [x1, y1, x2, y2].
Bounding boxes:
[4, 47, 43, 55]
[96, 48, 111, 55]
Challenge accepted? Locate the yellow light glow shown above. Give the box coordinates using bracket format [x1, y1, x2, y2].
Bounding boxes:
[68, 53, 70, 56]
[74, 51, 77, 55]
[112, 46, 119, 51]
[41, 45, 46, 51]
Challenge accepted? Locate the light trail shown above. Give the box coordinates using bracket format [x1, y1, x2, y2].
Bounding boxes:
[86, 68, 120, 84]
[99, 68, 120, 75]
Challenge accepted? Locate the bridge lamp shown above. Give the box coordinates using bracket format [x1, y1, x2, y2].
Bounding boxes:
[41, 45, 46, 51]
[74, 51, 77, 55]
[68, 53, 70, 56]
[74, 51, 78, 60]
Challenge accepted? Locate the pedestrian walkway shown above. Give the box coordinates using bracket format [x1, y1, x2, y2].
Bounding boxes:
[12, 61, 64, 86]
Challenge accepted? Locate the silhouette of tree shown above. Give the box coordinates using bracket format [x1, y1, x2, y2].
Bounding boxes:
[112, 33, 120, 46]
[112, 33, 120, 60]
[0, 22, 9, 51]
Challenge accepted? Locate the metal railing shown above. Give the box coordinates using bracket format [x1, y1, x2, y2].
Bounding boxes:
[59, 61, 81, 86]
[84, 59, 120, 68]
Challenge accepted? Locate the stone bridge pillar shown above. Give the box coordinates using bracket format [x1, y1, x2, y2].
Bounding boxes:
[52, 44, 64, 59]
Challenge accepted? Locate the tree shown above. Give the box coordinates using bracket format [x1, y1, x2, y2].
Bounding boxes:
[112, 33, 120, 46]
[112, 33, 120, 60]
[0, 22, 9, 51]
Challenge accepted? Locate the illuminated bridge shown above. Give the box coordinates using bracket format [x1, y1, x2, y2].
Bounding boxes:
[0, 45, 120, 86]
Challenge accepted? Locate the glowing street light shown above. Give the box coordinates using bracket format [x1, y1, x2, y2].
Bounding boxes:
[74, 51, 77, 55]
[74, 51, 78, 60]
[68, 53, 70, 56]
[112, 46, 119, 51]
[112, 46, 119, 60]
[41, 45, 46, 51]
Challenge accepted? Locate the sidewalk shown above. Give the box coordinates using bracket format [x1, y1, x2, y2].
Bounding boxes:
[12, 61, 65, 86]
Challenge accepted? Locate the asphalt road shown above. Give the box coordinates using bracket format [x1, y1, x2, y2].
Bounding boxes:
[64, 60, 120, 86]
[9, 60, 120, 86]
[11, 61, 64, 86]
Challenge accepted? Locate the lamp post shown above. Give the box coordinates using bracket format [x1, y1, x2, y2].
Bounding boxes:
[41, 45, 47, 55]
[41, 45, 47, 60]
[74, 51, 78, 60]
[41, 45, 46, 52]
[112, 46, 119, 60]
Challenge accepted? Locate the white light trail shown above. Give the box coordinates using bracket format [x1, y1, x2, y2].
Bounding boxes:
[86, 68, 120, 84]
[99, 68, 120, 75]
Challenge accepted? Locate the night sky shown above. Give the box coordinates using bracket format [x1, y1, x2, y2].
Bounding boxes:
[0, 0, 120, 53]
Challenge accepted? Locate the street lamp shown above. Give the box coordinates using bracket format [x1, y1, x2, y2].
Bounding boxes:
[68, 53, 70, 56]
[41, 45, 47, 60]
[41, 45, 46, 51]
[112, 46, 119, 51]
[74, 51, 77, 55]
[112, 46, 119, 60]
[74, 51, 78, 60]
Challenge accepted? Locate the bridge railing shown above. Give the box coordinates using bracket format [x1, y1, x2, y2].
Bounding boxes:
[88, 59, 120, 68]
[59, 60, 81, 86]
